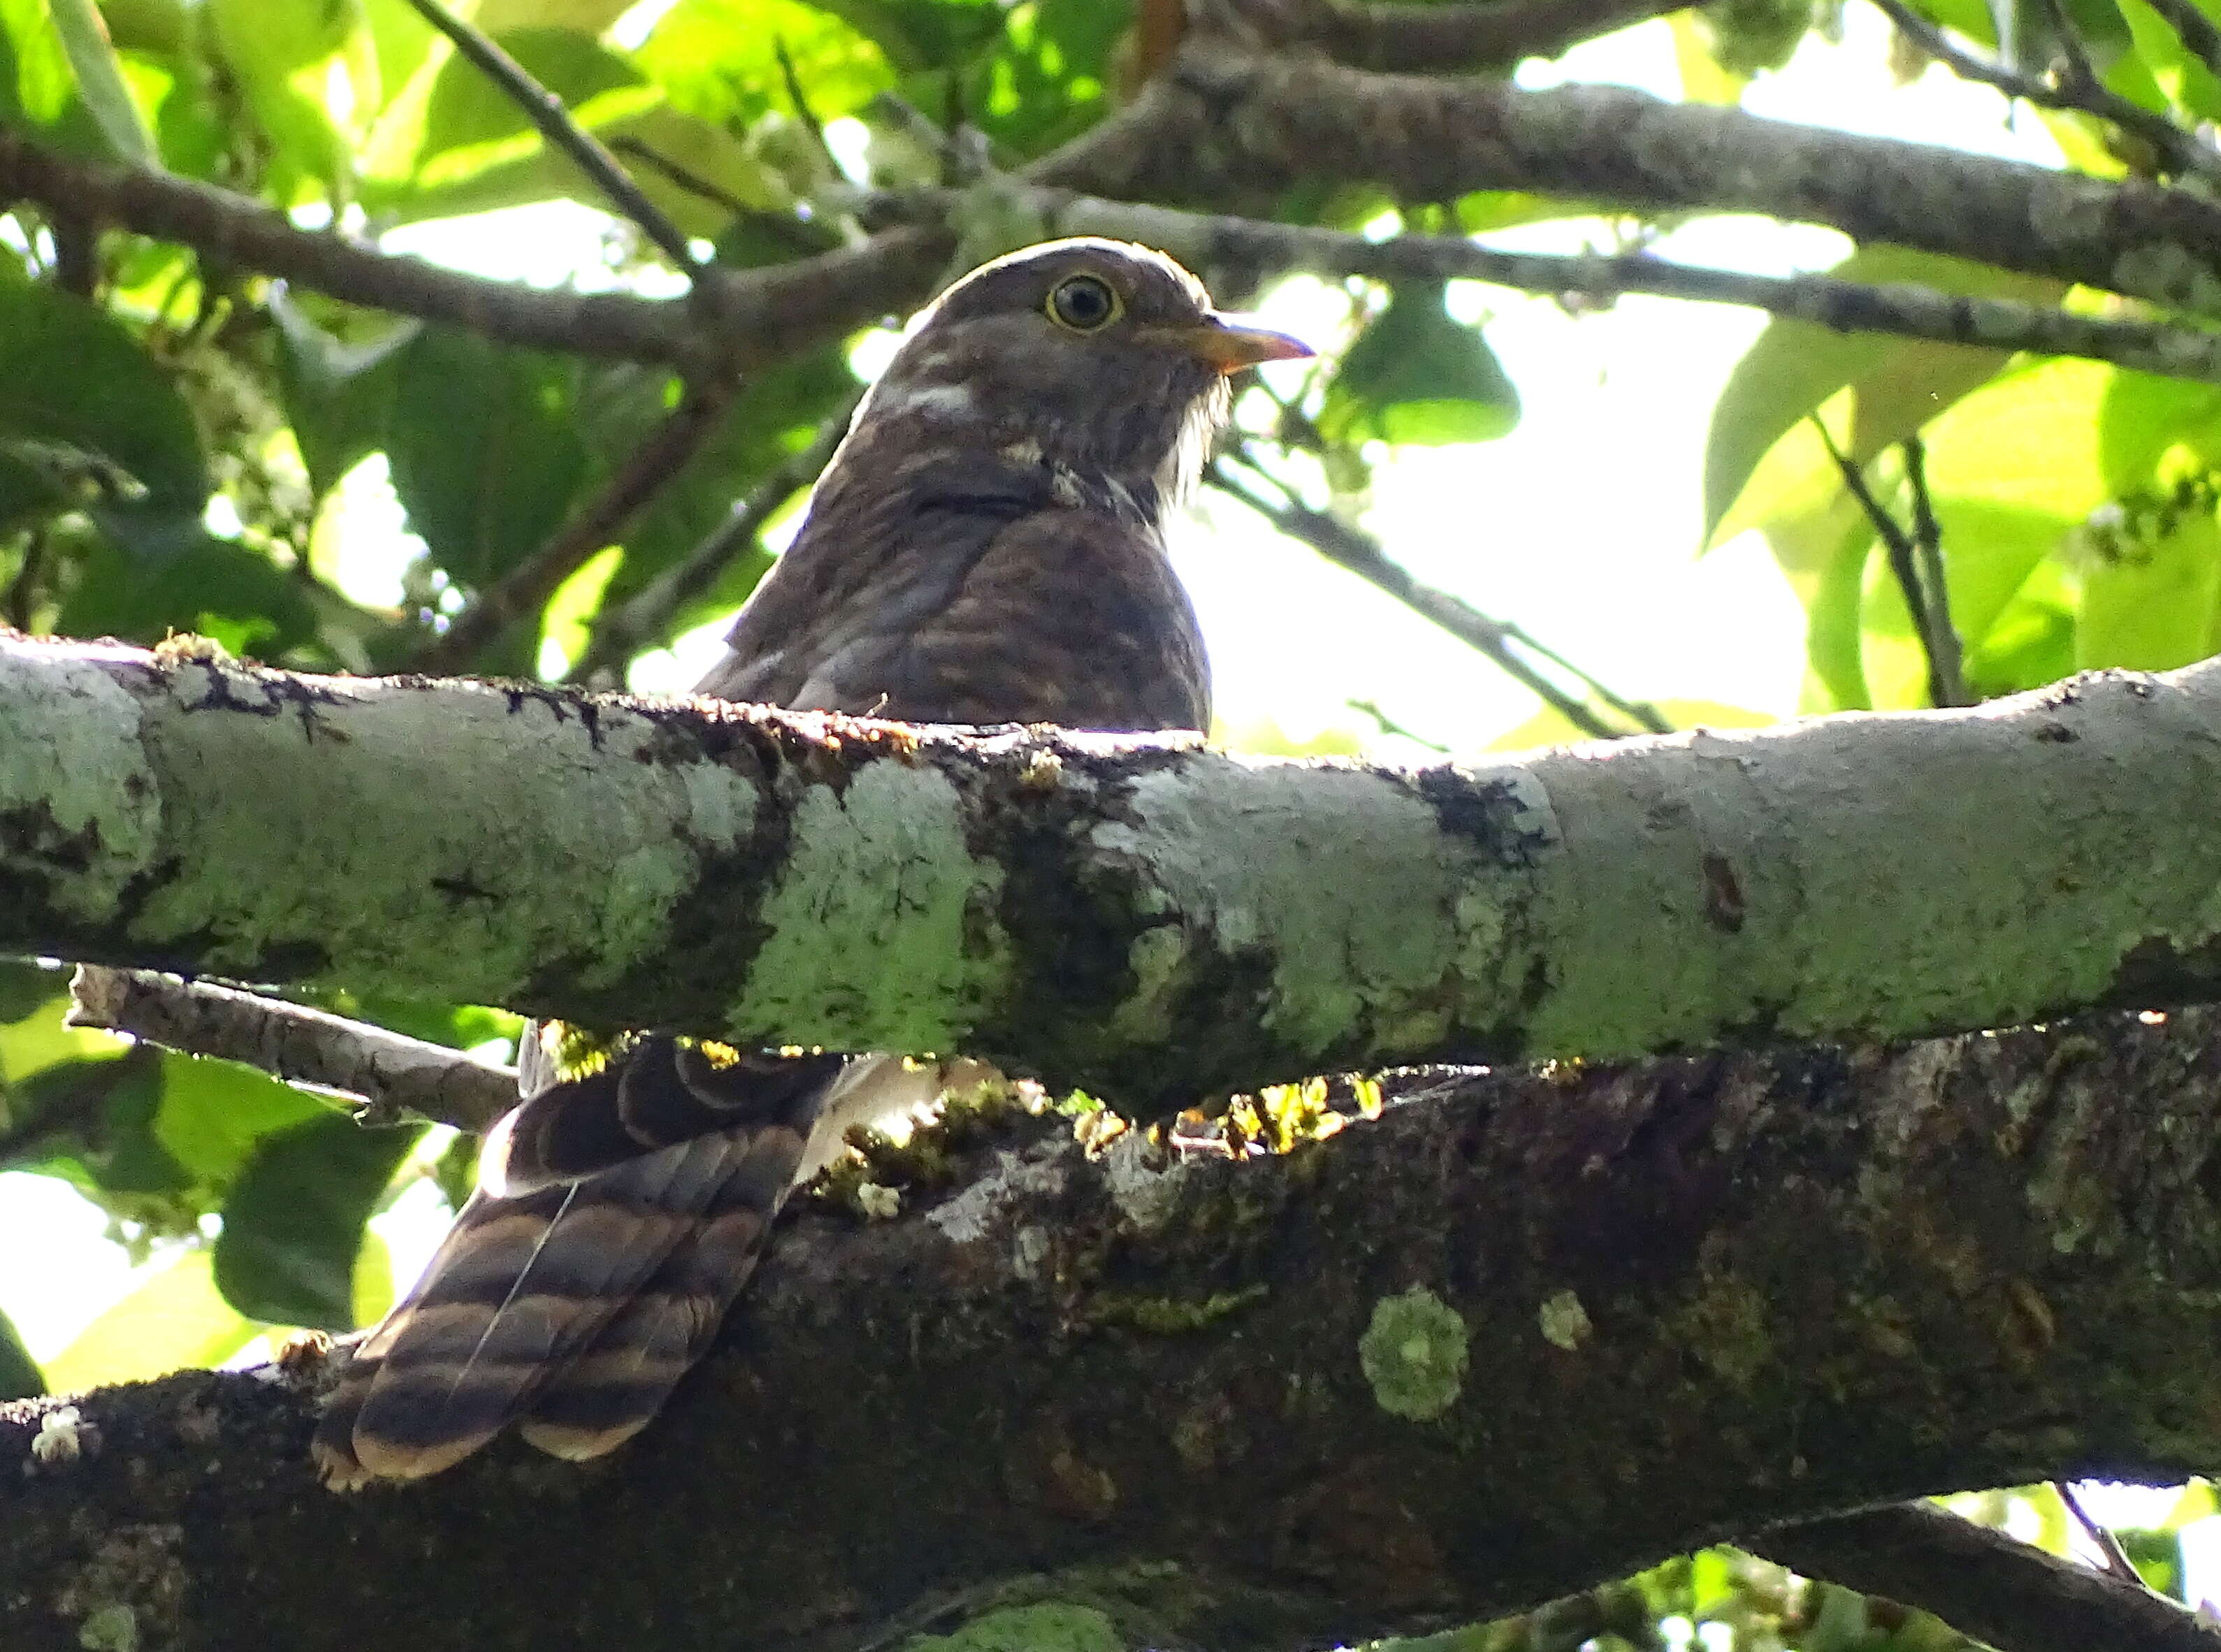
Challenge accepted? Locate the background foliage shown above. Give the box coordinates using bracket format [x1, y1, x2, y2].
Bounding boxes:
[4, 0, 2221, 1640]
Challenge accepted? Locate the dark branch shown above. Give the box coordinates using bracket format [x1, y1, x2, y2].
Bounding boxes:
[1753, 1503, 2221, 1652]
[412, 377, 736, 675]
[564, 386, 862, 685]
[10, 1007, 2221, 1649]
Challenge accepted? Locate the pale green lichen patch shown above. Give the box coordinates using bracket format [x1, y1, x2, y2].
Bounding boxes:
[743, 761, 1008, 1049]
[0, 643, 159, 922]
[902, 1603, 1122, 1652]
[76, 1603, 137, 1652]
[1538, 1288, 1593, 1351]
[1090, 763, 1471, 1062]
[1359, 1287, 1470, 1420]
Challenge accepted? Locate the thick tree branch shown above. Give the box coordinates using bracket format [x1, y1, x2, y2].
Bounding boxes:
[8, 1005, 2221, 1649]
[1203, 0, 1695, 68]
[6, 632, 2221, 1112]
[62, 966, 514, 1132]
[1097, 41, 2221, 314]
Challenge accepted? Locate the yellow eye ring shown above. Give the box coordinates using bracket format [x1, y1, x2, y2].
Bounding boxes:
[1046, 273, 1122, 332]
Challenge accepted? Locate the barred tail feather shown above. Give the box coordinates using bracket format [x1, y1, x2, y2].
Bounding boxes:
[483, 1036, 845, 1196]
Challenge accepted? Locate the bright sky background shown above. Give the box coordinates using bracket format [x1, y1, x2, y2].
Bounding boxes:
[12, 0, 2204, 1592]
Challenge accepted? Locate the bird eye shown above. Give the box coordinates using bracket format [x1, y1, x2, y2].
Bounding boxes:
[1046, 273, 1121, 332]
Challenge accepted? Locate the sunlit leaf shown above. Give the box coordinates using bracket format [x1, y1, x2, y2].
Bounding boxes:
[1319, 282, 1519, 447]
[50, 0, 154, 163]
[213, 1112, 423, 1328]
[1704, 247, 2064, 547]
[2076, 502, 2221, 670]
[43, 1247, 256, 1391]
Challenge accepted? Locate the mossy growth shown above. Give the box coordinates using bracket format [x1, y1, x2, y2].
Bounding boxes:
[902, 1603, 1122, 1652]
[1359, 1287, 1470, 1421]
[1084, 1282, 1268, 1334]
[807, 1071, 1044, 1215]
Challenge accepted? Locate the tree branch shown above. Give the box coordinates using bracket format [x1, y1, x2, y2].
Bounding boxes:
[412, 377, 736, 674]
[8, 1004, 2221, 1649]
[853, 183, 2221, 384]
[1099, 41, 2221, 314]
[564, 386, 864, 685]
[400, 0, 700, 270]
[1203, 0, 1695, 69]
[1871, 0, 2221, 187]
[62, 966, 514, 1132]
[1753, 1503, 2221, 1652]
[6, 631, 2221, 1112]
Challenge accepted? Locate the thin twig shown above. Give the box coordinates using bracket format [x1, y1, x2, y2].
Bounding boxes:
[2056, 1483, 2150, 1587]
[607, 136, 830, 260]
[400, 0, 701, 270]
[415, 377, 736, 675]
[565, 386, 863, 685]
[1347, 697, 1452, 751]
[1873, 0, 2221, 184]
[1902, 435, 1968, 705]
[1211, 447, 1670, 741]
[66, 966, 516, 1134]
[1813, 417, 1960, 710]
[774, 36, 834, 161]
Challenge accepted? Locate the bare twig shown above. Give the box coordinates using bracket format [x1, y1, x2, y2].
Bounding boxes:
[400, 0, 700, 270]
[1210, 447, 1670, 741]
[414, 377, 737, 676]
[565, 386, 862, 684]
[1873, 0, 2221, 185]
[1902, 435, 1967, 705]
[2056, 1484, 2148, 1586]
[1347, 697, 1450, 751]
[66, 966, 516, 1134]
[607, 136, 830, 261]
[1813, 419, 1966, 709]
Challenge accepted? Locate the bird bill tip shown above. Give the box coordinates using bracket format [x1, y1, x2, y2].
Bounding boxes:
[1178, 316, 1315, 372]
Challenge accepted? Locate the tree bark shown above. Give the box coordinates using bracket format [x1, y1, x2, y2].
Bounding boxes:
[6, 1004, 2221, 1651]
[6, 631, 2221, 1112]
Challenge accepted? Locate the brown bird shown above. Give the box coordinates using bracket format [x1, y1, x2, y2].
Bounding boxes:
[311, 238, 1310, 1486]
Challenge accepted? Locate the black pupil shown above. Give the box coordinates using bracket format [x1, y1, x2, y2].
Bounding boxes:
[1055, 278, 1113, 328]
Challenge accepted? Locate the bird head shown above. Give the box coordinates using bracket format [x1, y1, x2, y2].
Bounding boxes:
[855, 238, 1312, 522]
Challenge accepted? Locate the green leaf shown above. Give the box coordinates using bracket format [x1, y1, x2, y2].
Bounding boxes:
[212, 1113, 423, 1328]
[1803, 521, 1876, 711]
[0, 0, 94, 143]
[640, 0, 893, 124]
[270, 289, 416, 497]
[414, 26, 653, 182]
[50, 0, 154, 162]
[1703, 247, 2064, 547]
[2076, 502, 2221, 670]
[1319, 283, 1519, 447]
[57, 531, 321, 653]
[0, 1305, 42, 1398]
[150, 1053, 327, 1189]
[0, 959, 64, 1024]
[43, 1247, 257, 1390]
[206, 0, 363, 198]
[386, 328, 586, 588]
[0, 268, 207, 513]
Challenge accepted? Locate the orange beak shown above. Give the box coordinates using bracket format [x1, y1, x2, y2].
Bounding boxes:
[1162, 314, 1315, 373]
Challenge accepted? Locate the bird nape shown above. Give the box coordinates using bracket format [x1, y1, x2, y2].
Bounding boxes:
[311, 238, 1312, 1488]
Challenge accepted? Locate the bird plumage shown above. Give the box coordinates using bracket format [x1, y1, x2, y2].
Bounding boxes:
[312, 238, 1308, 1486]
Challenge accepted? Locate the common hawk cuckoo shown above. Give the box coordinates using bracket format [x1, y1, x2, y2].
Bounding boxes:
[312, 238, 1310, 1485]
